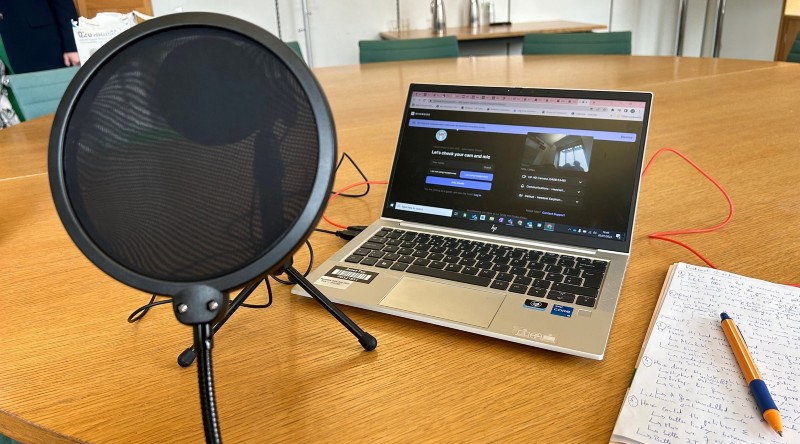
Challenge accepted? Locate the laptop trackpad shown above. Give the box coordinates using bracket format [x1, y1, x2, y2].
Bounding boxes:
[379, 277, 505, 328]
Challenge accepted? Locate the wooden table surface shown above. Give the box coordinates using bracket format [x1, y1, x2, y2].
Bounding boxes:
[1, 55, 799, 443]
[379, 20, 606, 41]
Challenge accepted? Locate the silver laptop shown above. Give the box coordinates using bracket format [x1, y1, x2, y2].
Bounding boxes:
[293, 83, 652, 360]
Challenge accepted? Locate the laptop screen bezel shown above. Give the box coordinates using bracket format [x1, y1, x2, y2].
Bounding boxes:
[380, 83, 653, 254]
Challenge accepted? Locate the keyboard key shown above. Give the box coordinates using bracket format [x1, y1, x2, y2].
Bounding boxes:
[552, 283, 598, 297]
[375, 260, 393, 269]
[383, 253, 401, 261]
[526, 269, 546, 279]
[476, 260, 493, 269]
[532, 279, 551, 289]
[443, 255, 460, 264]
[461, 266, 480, 275]
[582, 271, 604, 288]
[353, 248, 370, 256]
[495, 272, 515, 282]
[390, 263, 409, 272]
[562, 267, 581, 277]
[510, 266, 527, 276]
[360, 257, 378, 266]
[413, 258, 431, 266]
[428, 253, 445, 261]
[544, 273, 564, 283]
[368, 250, 385, 258]
[444, 263, 462, 273]
[459, 258, 477, 267]
[478, 269, 497, 279]
[429, 261, 446, 269]
[382, 245, 399, 253]
[406, 265, 491, 287]
[527, 286, 548, 297]
[368, 236, 387, 244]
[398, 255, 415, 264]
[345, 255, 362, 263]
[575, 296, 596, 307]
[563, 276, 583, 286]
[492, 263, 511, 272]
[527, 262, 545, 271]
[513, 275, 532, 285]
[545, 264, 562, 273]
[490, 280, 510, 291]
[362, 242, 384, 250]
[547, 291, 575, 303]
[509, 283, 528, 294]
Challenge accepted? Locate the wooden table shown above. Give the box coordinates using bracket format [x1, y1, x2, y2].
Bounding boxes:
[1, 56, 799, 443]
[379, 20, 606, 41]
[380, 20, 607, 57]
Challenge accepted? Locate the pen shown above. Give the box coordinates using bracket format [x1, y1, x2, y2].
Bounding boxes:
[720, 312, 783, 437]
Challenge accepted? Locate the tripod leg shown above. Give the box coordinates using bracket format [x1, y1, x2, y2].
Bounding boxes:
[285, 266, 377, 351]
[178, 277, 265, 367]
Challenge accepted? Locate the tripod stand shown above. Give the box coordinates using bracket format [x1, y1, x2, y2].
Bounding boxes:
[177, 258, 377, 367]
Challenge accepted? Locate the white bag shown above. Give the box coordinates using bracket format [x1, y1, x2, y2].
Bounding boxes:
[71, 11, 151, 64]
[0, 60, 20, 129]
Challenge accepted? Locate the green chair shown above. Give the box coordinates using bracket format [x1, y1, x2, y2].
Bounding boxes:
[359, 36, 459, 63]
[5, 66, 79, 121]
[522, 31, 632, 55]
[0, 34, 13, 74]
[285, 41, 303, 59]
[787, 33, 800, 63]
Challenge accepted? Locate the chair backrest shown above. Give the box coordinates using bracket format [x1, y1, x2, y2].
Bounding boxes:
[359, 36, 459, 63]
[522, 31, 632, 55]
[787, 33, 800, 63]
[5, 66, 79, 121]
[0, 34, 13, 74]
[285, 41, 303, 59]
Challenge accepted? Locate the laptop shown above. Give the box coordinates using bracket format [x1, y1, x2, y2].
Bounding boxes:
[293, 83, 652, 360]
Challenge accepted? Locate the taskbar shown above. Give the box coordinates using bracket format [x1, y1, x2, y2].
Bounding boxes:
[388, 201, 625, 242]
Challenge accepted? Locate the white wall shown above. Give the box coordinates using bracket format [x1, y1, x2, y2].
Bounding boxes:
[150, 0, 783, 67]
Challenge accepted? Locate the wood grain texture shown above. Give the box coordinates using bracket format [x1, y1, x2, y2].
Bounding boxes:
[379, 20, 606, 41]
[0, 56, 798, 443]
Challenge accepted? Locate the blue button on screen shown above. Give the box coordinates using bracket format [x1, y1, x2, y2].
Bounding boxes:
[425, 176, 493, 191]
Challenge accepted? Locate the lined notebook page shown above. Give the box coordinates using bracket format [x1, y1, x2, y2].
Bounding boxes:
[611, 263, 800, 444]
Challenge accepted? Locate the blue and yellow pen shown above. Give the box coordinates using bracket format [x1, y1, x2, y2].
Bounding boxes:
[720, 312, 783, 437]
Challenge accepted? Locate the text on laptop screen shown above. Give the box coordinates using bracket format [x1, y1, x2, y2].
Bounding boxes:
[382, 84, 652, 253]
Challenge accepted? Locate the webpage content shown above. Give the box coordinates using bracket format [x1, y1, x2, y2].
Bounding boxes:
[386, 91, 647, 246]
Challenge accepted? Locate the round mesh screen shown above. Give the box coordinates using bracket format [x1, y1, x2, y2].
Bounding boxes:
[61, 26, 320, 282]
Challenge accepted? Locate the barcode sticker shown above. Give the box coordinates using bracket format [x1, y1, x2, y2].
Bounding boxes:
[324, 266, 377, 283]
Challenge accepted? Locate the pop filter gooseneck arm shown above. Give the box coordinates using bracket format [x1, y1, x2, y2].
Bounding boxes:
[171, 285, 229, 444]
[178, 277, 266, 367]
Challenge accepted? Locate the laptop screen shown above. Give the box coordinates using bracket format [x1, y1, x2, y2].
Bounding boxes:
[381, 84, 652, 253]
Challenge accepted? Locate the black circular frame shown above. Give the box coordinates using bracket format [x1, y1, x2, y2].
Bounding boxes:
[48, 12, 336, 296]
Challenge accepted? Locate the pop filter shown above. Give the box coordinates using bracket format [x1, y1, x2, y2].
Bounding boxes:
[48, 12, 375, 443]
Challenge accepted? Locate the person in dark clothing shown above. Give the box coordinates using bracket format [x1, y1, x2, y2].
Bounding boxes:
[0, 0, 79, 73]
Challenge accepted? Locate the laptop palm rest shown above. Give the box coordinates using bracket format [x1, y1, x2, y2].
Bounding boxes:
[379, 277, 505, 328]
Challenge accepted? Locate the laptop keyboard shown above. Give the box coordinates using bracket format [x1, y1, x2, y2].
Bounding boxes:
[343, 227, 608, 308]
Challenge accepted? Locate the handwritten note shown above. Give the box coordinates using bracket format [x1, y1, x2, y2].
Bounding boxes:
[611, 263, 800, 444]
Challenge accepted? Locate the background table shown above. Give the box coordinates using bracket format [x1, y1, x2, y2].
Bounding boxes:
[380, 21, 607, 57]
[1, 55, 799, 443]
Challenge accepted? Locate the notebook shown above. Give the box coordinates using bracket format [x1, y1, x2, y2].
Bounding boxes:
[611, 263, 799, 443]
[292, 83, 653, 360]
